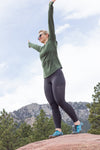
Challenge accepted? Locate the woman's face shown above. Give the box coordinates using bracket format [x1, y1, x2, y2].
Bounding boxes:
[38, 32, 48, 44]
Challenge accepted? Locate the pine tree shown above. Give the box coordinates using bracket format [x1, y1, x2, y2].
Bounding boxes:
[87, 82, 100, 134]
[0, 141, 6, 150]
[61, 121, 72, 134]
[0, 109, 17, 150]
[15, 122, 34, 149]
[32, 109, 51, 141]
[0, 109, 35, 149]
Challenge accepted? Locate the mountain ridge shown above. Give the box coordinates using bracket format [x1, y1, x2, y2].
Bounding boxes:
[10, 102, 90, 132]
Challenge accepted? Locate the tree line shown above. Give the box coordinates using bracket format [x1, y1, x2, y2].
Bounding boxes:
[0, 82, 100, 150]
[0, 109, 71, 150]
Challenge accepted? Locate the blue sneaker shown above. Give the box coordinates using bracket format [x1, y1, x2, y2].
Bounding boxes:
[49, 130, 63, 138]
[72, 122, 83, 134]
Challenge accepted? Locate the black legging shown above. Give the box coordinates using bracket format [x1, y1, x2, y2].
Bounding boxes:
[44, 69, 78, 128]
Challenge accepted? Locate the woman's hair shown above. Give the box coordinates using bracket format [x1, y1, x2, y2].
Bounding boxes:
[39, 30, 49, 35]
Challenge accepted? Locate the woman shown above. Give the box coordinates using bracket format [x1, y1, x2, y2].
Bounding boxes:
[28, 0, 83, 138]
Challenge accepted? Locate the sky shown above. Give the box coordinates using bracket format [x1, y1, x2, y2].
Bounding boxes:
[0, 0, 100, 112]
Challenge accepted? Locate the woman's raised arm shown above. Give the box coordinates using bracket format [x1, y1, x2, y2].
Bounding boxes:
[48, 0, 56, 41]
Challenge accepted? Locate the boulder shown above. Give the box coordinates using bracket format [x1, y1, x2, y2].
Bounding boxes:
[16, 133, 100, 150]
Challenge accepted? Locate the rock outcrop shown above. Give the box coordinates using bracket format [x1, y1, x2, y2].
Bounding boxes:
[16, 133, 100, 150]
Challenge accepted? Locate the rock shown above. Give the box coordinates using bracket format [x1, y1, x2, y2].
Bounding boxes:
[24, 116, 36, 127]
[16, 133, 100, 150]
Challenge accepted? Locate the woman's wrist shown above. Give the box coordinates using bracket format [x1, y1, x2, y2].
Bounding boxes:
[49, 0, 56, 5]
[28, 41, 31, 48]
[49, 1, 54, 5]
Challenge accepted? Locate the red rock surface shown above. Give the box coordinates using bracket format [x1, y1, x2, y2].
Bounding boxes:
[16, 133, 100, 150]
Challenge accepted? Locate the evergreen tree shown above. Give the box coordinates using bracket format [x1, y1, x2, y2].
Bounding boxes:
[32, 109, 51, 141]
[0, 109, 34, 149]
[87, 82, 100, 134]
[61, 121, 72, 134]
[15, 122, 34, 149]
[0, 109, 17, 150]
[0, 141, 6, 150]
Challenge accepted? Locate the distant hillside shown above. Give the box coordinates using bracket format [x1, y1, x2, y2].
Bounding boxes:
[10, 102, 90, 132]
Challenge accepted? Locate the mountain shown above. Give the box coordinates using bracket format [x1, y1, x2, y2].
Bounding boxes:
[10, 102, 90, 132]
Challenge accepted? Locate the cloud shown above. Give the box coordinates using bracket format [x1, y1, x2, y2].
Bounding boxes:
[0, 58, 46, 112]
[55, 0, 100, 19]
[98, 19, 100, 26]
[0, 74, 46, 112]
[0, 63, 7, 70]
[0, 0, 46, 26]
[0, 73, 46, 112]
[58, 26, 100, 102]
[56, 24, 70, 34]
[0, 62, 8, 76]
[1, 0, 100, 22]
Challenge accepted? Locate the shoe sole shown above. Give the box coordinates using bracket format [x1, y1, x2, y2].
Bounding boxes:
[49, 134, 63, 139]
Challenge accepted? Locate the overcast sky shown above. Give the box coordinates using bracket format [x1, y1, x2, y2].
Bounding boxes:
[0, 0, 100, 112]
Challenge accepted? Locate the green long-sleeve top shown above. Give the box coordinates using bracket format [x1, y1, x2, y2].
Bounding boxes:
[28, 1, 62, 78]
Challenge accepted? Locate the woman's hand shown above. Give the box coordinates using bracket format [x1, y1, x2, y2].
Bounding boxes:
[50, 0, 56, 3]
[28, 40, 31, 48]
